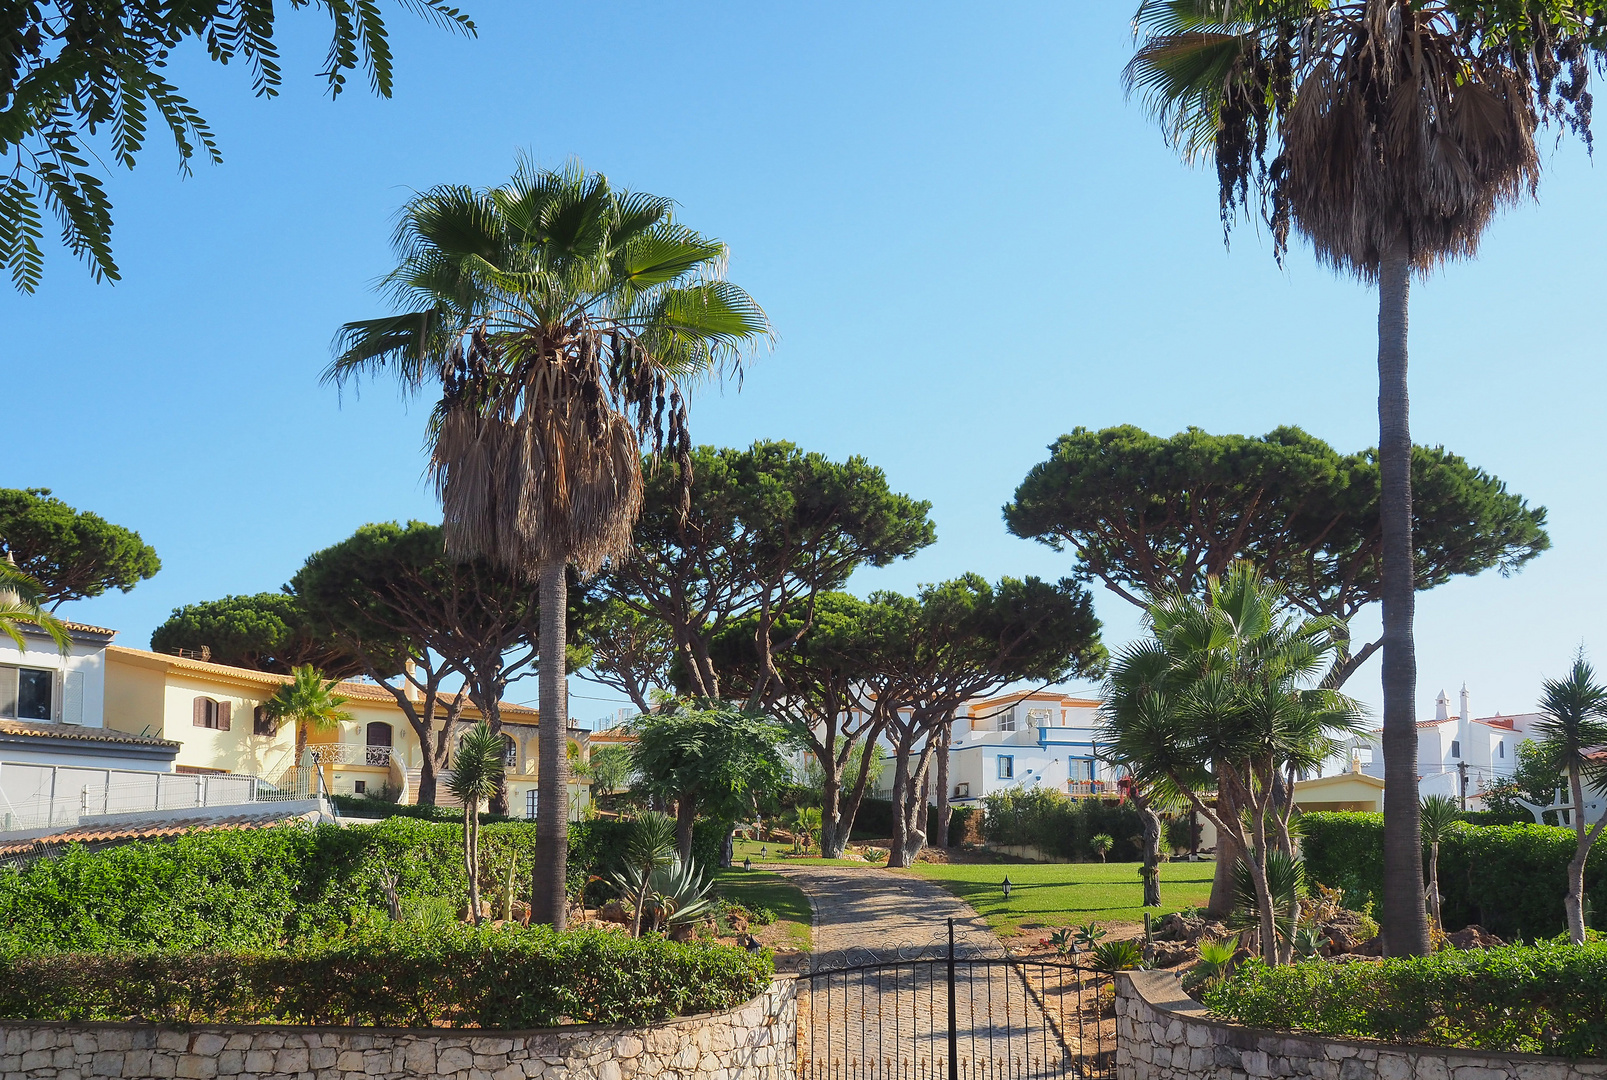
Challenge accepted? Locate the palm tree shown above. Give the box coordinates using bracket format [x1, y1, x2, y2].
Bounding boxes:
[0, 555, 69, 654]
[327, 160, 770, 929]
[1532, 651, 1607, 944]
[1100, 563, 1364, 963]
[264, 664, 354, 765]
[448, 721, 507, 926]
[1419, 794, 1460, 930]
[1125, 0, 1587, 957]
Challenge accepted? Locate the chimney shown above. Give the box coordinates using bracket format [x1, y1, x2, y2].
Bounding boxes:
[1435, 690, 1450, 722]
[1460, 684, 1470, 722]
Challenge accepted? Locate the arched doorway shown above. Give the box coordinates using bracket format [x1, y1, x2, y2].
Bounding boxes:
[365, 721, 393, 765]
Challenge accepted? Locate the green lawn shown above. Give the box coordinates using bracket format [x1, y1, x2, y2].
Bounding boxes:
[902, 860, 1214, 938]
[710, 865, 813, 951]
[730, 835, 871, 868]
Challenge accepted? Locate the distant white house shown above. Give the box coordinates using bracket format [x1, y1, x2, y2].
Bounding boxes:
[1332, 685, 1541, 811]
[866, 689, 1120, 808]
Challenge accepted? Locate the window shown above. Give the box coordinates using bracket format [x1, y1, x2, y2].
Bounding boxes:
[526, 789, 538, 819]
[998, 711, 1016, 732]
[0, 666, 53, 721]
[997, 755, 1014, 780]
[1450, 739, 1461, 758]
[353, 780, 367, 795]
[1027, 708, 1050, 729]
[503, 735, 519, 769]
[253, 705, 275, 736]
[192, 696, 231, 730]
[1071, 758, 1095, 782]
[1498, 740, 1505, 759]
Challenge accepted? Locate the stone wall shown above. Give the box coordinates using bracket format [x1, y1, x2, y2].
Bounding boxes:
[1116, 969, 1607, 1080]
[0, 978, 795, 1080]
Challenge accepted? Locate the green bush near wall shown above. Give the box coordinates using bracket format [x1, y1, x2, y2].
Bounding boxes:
[979, 788, 1144, 861]
[1206, 944, 1607, 1057]
[0, 818, 637, 953]
[844, 799, 970, 844]
[0, 920, 771, 1028]
[1301, 812, 1607, 939]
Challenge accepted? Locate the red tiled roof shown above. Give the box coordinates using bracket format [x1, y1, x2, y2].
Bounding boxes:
[0, 808, 319, 856]
[0, 718, 178, 749]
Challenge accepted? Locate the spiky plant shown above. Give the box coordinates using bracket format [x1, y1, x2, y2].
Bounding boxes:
[447, 722, 507, 926]
[1533, 652, 1607, 943]
[1419, 794, 1461, 929]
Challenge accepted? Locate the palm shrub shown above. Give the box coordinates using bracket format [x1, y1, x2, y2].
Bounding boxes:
[264, 665, 354, 765]
[1229, 852, 1305, 953]
[1533, 653, 1607, 943]
[447, 723, 506, 926]
[1090, 938, 1145, 975]
[1090, 833, 1114, 863]
[0, 556, 69, 652]
[1420, 795, 1461, 929]
[1182, 936, 1241, 995]
[329, 161, 770, 928]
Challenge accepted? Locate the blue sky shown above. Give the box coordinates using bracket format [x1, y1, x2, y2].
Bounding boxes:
[3, 3, 1602, 728]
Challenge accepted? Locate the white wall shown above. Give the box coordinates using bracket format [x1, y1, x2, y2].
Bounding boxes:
[0, 626, 108, 727]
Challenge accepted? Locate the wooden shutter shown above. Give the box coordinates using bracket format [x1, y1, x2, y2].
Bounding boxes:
[217, 701, 232, 731]
[193, 697, 208, 727]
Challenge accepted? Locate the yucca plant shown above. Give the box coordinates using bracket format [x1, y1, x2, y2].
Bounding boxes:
[1182, 936, 1241, 994]
[447, 722, 507, 926]
[608, 811, 677, 937]
[1090, 938, 1145, 975]
[1419, 794, 1461, 930]
[1229, 852, 1305, 957]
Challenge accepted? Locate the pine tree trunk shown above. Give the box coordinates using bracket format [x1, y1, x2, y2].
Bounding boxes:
[1377, 242, 1429, 958]
[417, 752, 437, 807]
[675, 795, 698, 864]
[532, 558, 571, 929]
[820, 760, 844, 859]
[934, 721, 952, 849]
[887, 736, 913, 868]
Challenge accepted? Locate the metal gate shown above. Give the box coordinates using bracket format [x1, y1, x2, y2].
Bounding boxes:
[796, 920, 1114, 1080]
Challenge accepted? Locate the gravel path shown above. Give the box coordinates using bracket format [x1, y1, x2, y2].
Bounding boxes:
[773, 866, 1090, 1080]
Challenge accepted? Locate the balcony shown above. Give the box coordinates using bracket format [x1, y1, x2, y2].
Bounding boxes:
[304, 744, 396, 768]
[1066, 780, 1115, 798]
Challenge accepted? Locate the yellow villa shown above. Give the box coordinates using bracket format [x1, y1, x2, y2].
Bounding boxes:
[101, 645, 591, 818]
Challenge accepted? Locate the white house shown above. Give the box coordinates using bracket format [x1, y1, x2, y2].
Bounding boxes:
[867, 689, 1119, 808]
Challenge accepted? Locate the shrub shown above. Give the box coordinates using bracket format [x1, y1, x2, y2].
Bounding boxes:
[1205, 943, 1607, 1058]
[979, 788, 1141, 861]
[0, 818, 638, 953]
[0, 920, 771, 1028]
[1301, 812, 1607, 939]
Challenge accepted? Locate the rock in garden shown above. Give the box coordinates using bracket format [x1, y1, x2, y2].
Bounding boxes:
[1444, 925, 1506, 950]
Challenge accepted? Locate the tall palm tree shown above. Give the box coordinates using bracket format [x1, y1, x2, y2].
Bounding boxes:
[0, 555, 69, 654]
[1100, 563, 1363, 963]
[264, 664, 354, 766]
[1532, 651, 1607, 944]
[448, 721, 507, 926]
[1125, 0, 1590, 956]
[327, 160, 770, 928]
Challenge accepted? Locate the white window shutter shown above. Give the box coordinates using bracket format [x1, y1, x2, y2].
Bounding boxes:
[61, 671, 84, 725]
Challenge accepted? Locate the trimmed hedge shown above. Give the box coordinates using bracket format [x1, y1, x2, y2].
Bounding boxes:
[1205, 944, 1607, 1057]
[1301, 813, 1606, 939]
[0, 818, 637, 953]
[0, 921, 771, 1028]
[979, 787, 1144, 861]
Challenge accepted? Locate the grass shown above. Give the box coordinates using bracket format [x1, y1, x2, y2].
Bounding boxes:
[729, 835, 873, 869]
[902, 859, 1214, 938]
[710, 865, 813, 951]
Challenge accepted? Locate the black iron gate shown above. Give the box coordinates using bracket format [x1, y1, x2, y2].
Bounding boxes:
[796, 920, 1114, 1080]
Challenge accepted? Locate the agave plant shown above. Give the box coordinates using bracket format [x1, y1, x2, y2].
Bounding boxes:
[610, 811, 677, 937]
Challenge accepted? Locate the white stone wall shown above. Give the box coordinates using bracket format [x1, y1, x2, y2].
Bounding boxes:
[1116, 970, 1607, 1080]
[0, 978, 796, 1080]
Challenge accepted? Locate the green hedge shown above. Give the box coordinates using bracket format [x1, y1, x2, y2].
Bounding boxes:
[0, 818, 637, 953]
[1205, 944, 1607, 1057]
[0, 921, 770, 1028]
[844, 799, 968, 844]
[979, 788, 1144, 861]
[1301, 813, 1607, 939]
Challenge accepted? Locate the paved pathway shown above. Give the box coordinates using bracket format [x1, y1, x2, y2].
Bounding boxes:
[772, 867, 1099, 1080]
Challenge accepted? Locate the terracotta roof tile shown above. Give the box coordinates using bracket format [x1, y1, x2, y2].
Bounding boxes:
[0, 719, 178, 749]
[0, 808, 319, 856]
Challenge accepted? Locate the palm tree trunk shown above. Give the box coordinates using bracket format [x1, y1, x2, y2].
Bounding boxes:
[1567, 763, 1589, 943]
[1377, 241, 1430, 958]
[532, 558, 571, 929]
[1209, 787, 1241, 917]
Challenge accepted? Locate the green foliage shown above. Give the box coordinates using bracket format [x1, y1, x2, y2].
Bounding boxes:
[0, 920, 769, 1027]
[1090, 833, 1114, 861]
[980, 787, 1143, 861]
[1089, 938, 1144, 974]
[1229, 852, 1305, 946]
[448, 723, 506, 807]
[0, 4, 475, 292]
[0, 818, 638, 953]
[1301, 813, 1607, 939]
[631, 700, 793, 831]
[1480, 740, 1567, 825]
[0, 557, 69, 653]
[1005, 427, 1548, 683]
[1205, 944, 1607, 1058]
[150, 593, 364, 679]
[1183, 936, 1241, 994]
[0, 488, 160, 607]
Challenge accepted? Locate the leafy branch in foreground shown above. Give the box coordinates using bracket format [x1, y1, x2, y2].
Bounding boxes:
[0, 1, 476, 292]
